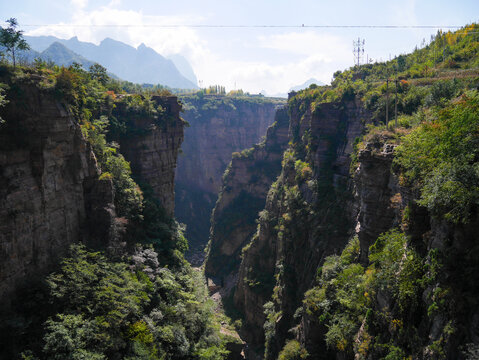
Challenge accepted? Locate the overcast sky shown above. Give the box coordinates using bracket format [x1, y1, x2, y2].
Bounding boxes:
[1, 0, 478, 94]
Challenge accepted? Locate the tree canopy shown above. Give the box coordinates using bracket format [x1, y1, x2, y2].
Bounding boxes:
[0, 18, 30, 67]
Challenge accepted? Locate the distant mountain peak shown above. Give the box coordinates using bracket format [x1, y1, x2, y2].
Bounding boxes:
[25, 35, 198, 89]
[100, 37, 124, 46]
[289, 78, 326, 92]
[40, 41, 95, 69]
[45, 41, 74, 53]
[168, 54, 198, 86]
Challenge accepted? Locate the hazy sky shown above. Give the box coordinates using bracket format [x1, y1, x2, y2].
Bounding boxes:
[1, 0, 478, 93]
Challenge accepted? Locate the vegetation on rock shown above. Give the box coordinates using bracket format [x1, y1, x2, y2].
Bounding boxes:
[210, 24, 479, 359]
[0, 53, 227, 358]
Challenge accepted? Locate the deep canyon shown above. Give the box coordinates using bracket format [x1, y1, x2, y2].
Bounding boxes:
[1, 24, 479, 360]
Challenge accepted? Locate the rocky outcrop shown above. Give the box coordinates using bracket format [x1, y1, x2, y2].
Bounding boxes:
[230, 97, 478, 358]
[177, 96, 280, 195]
[0, 77, 115, 309]
[354, 142, 401, 263]
[205, 107, 289, 294]
[0, 77, 185, 311]
[119, 96, 184, 217]
[297, 132, 479, 359]
[233, 98, 372, 356]
[175, 96, 284, 261]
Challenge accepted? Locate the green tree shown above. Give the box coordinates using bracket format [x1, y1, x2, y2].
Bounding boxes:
[397, 54, 407, 72]
[89, 63, 109, 85]
[0, 18, 30, 68]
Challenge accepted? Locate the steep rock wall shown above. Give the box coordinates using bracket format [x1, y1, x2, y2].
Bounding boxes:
[354, 142, 402, 263]
[119, 96, 184, 217]
[175, 96, 283, 261]
[299, 138, 479, 359]
[0, 77, 115, 309]
[0, 78, 185, 311]
[205, 107, 289, 292]
[177, 97, 279, 194]
[233, 99, 371, 357]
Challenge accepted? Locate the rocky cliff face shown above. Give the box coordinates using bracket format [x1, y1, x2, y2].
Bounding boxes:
[206, 93, 478, 359]
[0, 77, 185, 311]
[296, 138, 403, 359]
[204, 107, 289, 293]
[175, 96, 283, 261]
[233, 98, 371, 357]
[0, 77, 116, 309]
[299, 137, 479, 360]
[228, 95, 479, 359]
[354, 141, 402, 263]
[118, 96, 184, 217]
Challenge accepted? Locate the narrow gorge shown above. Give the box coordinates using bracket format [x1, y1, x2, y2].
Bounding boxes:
[1, 22, 479, 360]
[0, 66, 230, 359]
[200, 26, 479, 360]
[175, 95, 284, 263]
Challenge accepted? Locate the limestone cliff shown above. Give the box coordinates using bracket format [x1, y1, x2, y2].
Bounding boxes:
[175, 95, 284, 261]
[230, 96, 479, 359]
[205, 107, 289, 292]
[296, 138, 403, 359]
[0, 75, 115, 309]
[0, 75, 185, 312]
[297, 135, 479, 359]
[354, 141, 402, 263]
[117, 95, 184, 216]
[233, 98, 371, 357]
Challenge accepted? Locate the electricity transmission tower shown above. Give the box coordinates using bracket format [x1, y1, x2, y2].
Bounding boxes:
[353, 38, 365, 66]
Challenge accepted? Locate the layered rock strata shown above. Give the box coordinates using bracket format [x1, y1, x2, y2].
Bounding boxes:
[205, 108, 290, 292]
[0, 79, 185, 311]
[177, 96, 280, 194]
[0, 78, 113, 308]
[119, 96, 184, 216]
[233, 99, 371, 356]
[175, 96, 283, 260]
[300, 137, 479, 359]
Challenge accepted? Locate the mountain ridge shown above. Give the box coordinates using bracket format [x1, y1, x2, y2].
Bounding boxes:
[25, 35, 198, 89]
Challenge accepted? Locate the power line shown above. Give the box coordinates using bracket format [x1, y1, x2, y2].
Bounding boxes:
[19, 24, 466, 29]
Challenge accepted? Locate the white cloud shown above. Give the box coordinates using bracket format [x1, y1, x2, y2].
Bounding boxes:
[26, 4, 352, 94]
[258, 31, 349, 61]
[203, 31, 353, 93]
[192, 51, 347, 94]
[70, 0, 88, 10]
[27, 4, 206, 57]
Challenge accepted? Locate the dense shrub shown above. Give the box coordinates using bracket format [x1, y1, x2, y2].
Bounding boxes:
[395, 90, 479, 223]
[278, 340, 308, 360]
[35, 245, 226, 359]
[302, 231, 425, 358]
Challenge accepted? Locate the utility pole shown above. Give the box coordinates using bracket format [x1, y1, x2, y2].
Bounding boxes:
[353, 38, 365, 66]
[394, 77, 398, 128]
[443, 33, 446, 62]
[385, 78, 389, 125]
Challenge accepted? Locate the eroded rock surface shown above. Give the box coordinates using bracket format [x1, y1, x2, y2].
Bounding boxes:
[205, 107, 289, 292]
[0, 79, 113, 308]
[175, 96, 283, 260]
